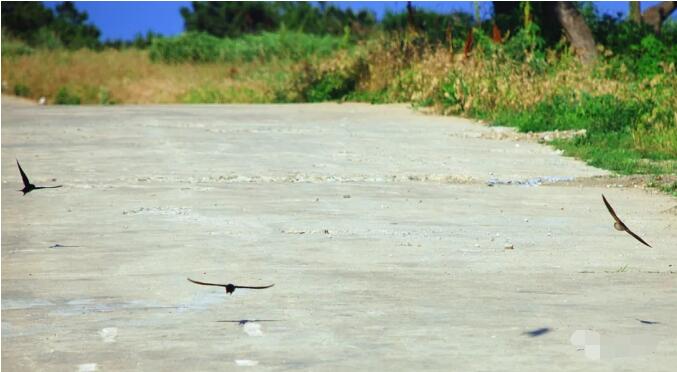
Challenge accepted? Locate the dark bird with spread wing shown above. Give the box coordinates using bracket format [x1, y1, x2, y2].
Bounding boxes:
[16, 159, 62, 195]
[602, 194, 652, 248]
[187, 278, 274, 295]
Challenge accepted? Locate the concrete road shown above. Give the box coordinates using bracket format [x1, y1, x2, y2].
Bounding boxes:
[2, 100, 676, 371]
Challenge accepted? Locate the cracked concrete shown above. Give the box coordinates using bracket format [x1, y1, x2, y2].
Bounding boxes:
[2, 101, 676, 371]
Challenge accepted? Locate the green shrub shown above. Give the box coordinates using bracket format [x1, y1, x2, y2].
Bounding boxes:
[305, 72, 357, 102]
[13, 83, 30, 97]
[98, 87, 113, 105]
[149, 31, 346, 64]
[493, 93, 648, 133]
[1, 39, 34, 56]
[54, 87, 81, 105]
[149, 32, 221, 63]
[181, 86, 268, 103]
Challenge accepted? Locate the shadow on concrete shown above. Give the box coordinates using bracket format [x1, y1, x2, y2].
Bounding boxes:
[217, 319, 282, 326]
[522, 327, 552, 337]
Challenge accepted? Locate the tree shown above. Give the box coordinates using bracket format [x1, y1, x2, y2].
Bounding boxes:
[180, 2, 278, 38]
[180, 1, 375, 38]
[52, 1, 101, 49]
[629, 2, 641, 23]
[493, 1, 597, 64]
[406, 1, 416, 32]
[551, 2, 597, 64]
[1, 2, 54, 40]
[641, 1, 676, 33]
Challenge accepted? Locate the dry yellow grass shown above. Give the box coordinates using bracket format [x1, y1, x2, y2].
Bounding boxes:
[2, 49, 286, 104]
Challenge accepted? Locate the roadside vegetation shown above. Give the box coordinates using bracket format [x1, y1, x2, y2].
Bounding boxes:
[2, 1, 675, 194]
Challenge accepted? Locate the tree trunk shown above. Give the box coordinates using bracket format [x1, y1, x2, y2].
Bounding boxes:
[406, 1, 416, 32]
[641, 1, 676, 34]
[553, 2, 597, 64]
[629, 2, 641, 23]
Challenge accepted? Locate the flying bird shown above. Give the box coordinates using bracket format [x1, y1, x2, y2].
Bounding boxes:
[16, 159, 62, 195]
[187, 278, 274, 295]
[602, 194, 652, 248]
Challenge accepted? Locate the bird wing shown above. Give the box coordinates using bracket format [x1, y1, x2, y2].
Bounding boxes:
[16, 160, 31, 187]
[187, 278, 227, 287]
[234, 284, 275, 290]
[602, 195, 651, 247]
[602, 194, 623, 224]
[623, 226, 652, 248]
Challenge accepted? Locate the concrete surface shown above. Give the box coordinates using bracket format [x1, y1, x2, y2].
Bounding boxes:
[2, 101, 676, 371]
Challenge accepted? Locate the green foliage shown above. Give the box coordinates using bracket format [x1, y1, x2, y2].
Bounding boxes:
[382, 9, 473, 50]
[181, 86, 267, 103]
[438, 71, 470, 112]
[493, 93, 648, 133]
[149, 31, 345, 63]
[13, 83, 30, 97]
[180, 1, 375, 38]
[344, 90, 390, 104]
[33, 27, 65, 50]
[275, 54, 367, 103]
[1, 1, 100, 50]
[586, 11, 677, 78]
[52, 2, 101, 49]
[149, 32, 222, 63]
[98, 87, 113, 105]
[102, 31, 160, 50]
[1, 2, 54, 41]
[1, 38, 34, 56]
[54, 87, 81, 105]
[305, 72, 357, 102]
[502, 23, 546, 63]
[554, 133, 676, 176]
[180, 2, 278, 38]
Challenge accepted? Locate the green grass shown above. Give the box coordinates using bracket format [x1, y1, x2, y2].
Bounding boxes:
[553, 133, 676, 175]
[149, 31, 347, 64]
[181, 86, 269, 103]
[487, 91, 675, 182]
[492, 93, 648, 133]
[54, 86, 81, 105]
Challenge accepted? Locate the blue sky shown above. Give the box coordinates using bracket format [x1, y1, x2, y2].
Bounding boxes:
[44, 1, 666, 41]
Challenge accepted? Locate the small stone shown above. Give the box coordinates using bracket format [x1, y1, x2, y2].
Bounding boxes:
[504, 244, 514, 250]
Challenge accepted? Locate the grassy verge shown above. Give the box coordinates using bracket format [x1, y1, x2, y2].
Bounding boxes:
[2, 48, 290, 104]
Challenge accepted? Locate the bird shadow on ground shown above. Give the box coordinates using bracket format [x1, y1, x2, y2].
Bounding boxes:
[217, 319, 282, 326]
[636, 319, 661, 325]
[522, 327, 552, 337]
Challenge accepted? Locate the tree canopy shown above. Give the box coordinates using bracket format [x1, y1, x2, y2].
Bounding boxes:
[179, 1, 376, 38]
[2, 1, 101, 49]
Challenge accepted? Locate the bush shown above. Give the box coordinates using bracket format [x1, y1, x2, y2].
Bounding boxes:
[13, 83, 30, 97]
[275, 52, 366, 102]
[493, 92, 648, 133]
[1, 38, 34, 56]
[54, 87, 81, 105]
[149, 31, 346, 64]
[149, 32, 221, 63]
